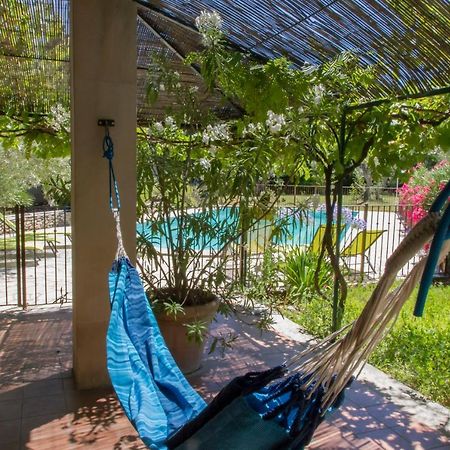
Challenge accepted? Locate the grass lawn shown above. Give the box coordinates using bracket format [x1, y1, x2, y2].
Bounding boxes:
[285, 283, 450, 407]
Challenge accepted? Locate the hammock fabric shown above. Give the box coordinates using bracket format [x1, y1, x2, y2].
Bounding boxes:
[104, 129, 449, 449]
[107, 258, 206, 449]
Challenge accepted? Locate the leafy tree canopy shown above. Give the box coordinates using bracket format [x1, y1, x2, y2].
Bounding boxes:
[0, 141, 70, 207]
[0, 105, 70, 158]
[145, 10, 449, 331]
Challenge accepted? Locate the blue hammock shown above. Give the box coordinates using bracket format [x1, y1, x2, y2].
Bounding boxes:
[107, 255, 353, 450]
[107, 257, 206, 449]
[103, 129, 449, 449]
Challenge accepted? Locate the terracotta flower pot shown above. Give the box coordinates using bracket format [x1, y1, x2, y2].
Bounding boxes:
[155, 296, 219, 374]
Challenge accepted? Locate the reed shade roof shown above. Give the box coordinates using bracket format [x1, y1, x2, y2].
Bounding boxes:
[143, 0, 450, 97]
[1, 0, 449, 120]
[0, 0, 70, 114]
[137, 9, 240, 120]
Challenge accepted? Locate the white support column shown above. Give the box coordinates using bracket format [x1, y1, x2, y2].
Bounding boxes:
[71, 0, 136, 389]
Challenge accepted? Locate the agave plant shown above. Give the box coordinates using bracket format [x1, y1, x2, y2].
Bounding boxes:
[282, 247, 333, 303]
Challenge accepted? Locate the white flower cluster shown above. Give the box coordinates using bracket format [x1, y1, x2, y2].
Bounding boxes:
[195, 10, 223, 46]
[296, 106, 309, 123]
[153, 122, 164, 133]
[195, 10, 223, 33]
[242, 122, 263, 137]
[202, 123, 230, 145]
[152, 116, 177, 134]
[313, 84, 325, 105]
[265, 110, 286, 134]
[199, 158, 211, 170]
[164, 116, 176, 128]
[48, 104, 70, 133]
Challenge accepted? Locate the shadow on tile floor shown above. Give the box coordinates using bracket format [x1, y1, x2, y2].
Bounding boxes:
[1, 307, 448, 449]
[0, 378, 146, 449]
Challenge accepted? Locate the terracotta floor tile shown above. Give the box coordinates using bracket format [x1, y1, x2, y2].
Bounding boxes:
[22, 393, 67, 419]
[21, 414, 73, 448]
[342, 434, 385, 449]
[354, 428, 414, 450]
[307, 422, 357, 449]
[391, 421, 450, 450]
[333, 402, 387, 436]
[364, 402, 413, 429]
[23, 379, 64, 399]
[63, 387, 116, 411]
[1, 306, 449, 450]
[21, 410, 142, 450]
[3, 441, 20, 450]
[62, 377, 76, 392]
[347, 380, 392, 407]
[0, 398, 23, 421]
[0, 384, 25, 401]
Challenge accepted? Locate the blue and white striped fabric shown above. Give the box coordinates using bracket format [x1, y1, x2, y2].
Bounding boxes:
[106, 257, 207, 450]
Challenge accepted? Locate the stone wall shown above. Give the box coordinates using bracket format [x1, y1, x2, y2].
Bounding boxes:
[1, 209, 71, 234]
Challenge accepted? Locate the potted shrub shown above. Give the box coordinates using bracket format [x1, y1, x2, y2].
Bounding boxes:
[136, 115, 286, 372]
[136, 89, 286, 372]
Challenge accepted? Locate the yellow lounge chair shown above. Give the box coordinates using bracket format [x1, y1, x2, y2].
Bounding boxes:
[340, 229, 385, 273]
[309, 224, 337, 254]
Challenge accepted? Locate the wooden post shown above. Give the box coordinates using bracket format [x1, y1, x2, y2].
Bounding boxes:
[71, 0, 136, 389]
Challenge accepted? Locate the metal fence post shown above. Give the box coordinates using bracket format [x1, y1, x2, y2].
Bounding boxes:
[359, 203, 369, 283]
[239, 200, 249, 286]
[15, 206, 22, 307]
[239, 228, 248, 286]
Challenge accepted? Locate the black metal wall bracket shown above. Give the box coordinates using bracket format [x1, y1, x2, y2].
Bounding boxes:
[98, 119, 115, 127]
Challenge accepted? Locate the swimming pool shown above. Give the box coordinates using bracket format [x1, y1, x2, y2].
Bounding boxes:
[137, 207, 350, 251]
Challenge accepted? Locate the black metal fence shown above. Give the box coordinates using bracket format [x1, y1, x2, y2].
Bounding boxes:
[2, 188, 447, 307]
[0, 206, 71, 307]
[136, 199, 439, 294]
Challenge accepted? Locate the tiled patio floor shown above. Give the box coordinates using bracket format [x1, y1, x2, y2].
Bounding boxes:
[0, 305, 449, 450]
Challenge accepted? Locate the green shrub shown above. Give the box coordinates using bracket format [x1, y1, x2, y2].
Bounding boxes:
[242, 248, 287, 330]
[365, 285, 449, 407]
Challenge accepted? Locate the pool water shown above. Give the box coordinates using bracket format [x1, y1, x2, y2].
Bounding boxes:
[137, 207, 348, 251]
